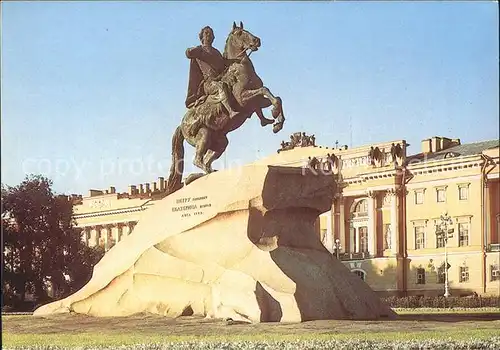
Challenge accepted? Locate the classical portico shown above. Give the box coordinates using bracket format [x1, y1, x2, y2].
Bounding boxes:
[326, 186, 402, 260]
[81, 221, 137, 251]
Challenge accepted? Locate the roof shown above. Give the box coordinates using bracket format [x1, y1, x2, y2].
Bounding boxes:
[405, 139, 499, 164]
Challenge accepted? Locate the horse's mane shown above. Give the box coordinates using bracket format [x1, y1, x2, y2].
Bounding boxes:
[223, 30, 234, 59]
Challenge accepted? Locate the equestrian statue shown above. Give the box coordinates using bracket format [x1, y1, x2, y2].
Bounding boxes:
[166, 22, 285, 194]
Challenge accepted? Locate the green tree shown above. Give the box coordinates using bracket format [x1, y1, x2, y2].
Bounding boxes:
[2, 175, 103, 306]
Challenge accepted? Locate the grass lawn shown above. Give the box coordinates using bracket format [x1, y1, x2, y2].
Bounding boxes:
[394, 307, 500, 314]
[3, 312, 500, 348]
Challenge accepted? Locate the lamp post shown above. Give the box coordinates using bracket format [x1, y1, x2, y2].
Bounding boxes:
[438, 212, 454, 298]
[334, 238, 342, 260]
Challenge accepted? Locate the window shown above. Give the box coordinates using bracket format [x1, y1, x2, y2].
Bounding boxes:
[415, 191, 424, 205]
[416, 268, 426, 284]
[459, 186, 469, 201]
[459, 266, 469, 283]
[353, 199, 368, 217]
[415, 226, 425, 249]
[436, 226, 445, 248]
[359, 226, 368, 252]
[437, 264, 445, 284]
[353, 270, 366, 281]
[383, 224, 391, 250]
[458, 223, 469, 247]
[491, 265, 500, 282]
[436, 188, 446, 203]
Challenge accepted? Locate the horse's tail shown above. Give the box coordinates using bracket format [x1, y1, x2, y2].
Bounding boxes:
[166, 126, 185, 195]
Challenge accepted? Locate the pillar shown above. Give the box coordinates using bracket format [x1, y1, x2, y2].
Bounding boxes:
[102, 225, 111, 251]
[349, 227, 355, 253]
[389, 189, 400, 255]
[324, 207, 334, 254]
[367, 190, 378, 257]
[339, 197, 346, 252]
[128, 221, 137, 235]
[112, 225, 120, 245]
[485, 182, 490, 246]
[81, 228, 89, 246]
[117, 223, 124, 241]
[93, 225, 101, 247]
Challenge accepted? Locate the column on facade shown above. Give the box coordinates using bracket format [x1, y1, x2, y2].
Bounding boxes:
[485, 182, 490, 246]
[100, 226, 109, 252]
[81, 227, 89, 246]
[389, 189, 400, 255]
[127, 221, 137, 235]
[323, 205, 334, 254]
[367, 190, 378, 257]
[112, 224, 120, 245]
[102, 225, 111, 251]
[117, 223, 124, 241]
[355, 227, 360, 253]
[339, 197, 346, 253]
[119, 222, 128, 237]
[91, 225, 100, 247]
[332, 196, 344, 255]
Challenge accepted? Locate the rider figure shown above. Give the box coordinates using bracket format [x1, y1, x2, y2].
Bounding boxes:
[185, 26, 237, 117]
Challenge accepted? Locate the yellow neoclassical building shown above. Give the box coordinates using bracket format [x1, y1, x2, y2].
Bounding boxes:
[71, 135, 499, 296]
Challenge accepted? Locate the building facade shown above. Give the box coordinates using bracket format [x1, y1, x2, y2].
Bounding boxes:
[72, 135, 499, 296]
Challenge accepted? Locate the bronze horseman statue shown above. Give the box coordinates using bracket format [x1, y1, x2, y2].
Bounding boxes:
[166, 22, 285, 194]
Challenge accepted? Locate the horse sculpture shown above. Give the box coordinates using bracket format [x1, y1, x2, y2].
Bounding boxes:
[166, 22, 285, 195]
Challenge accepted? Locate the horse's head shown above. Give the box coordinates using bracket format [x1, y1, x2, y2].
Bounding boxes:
[224, 21, 261, 59]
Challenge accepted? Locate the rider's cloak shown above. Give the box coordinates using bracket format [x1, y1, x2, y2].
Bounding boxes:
[185, 57, 203, 109]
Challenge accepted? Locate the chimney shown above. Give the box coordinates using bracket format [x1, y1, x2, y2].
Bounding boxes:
[421, 139, 432, 153]
[128, 185, 137, 196]
[89, 189, 103, 197]
[431, 137, 442, 152]
[109, 186, 116, 194]
[145, 183, 151, 193]
[158, 177, 165, 191]
[139, 184, 144, 194]
[152, 182, 158, 192]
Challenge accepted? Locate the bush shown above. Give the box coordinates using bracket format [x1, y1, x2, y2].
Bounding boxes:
[383, 295, 500, 308]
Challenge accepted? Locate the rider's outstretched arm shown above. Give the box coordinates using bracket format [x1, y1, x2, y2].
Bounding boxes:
[186, 46, 203, 59]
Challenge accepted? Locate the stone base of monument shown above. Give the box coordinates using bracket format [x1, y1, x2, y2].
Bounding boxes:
[34, 164, 396, 322]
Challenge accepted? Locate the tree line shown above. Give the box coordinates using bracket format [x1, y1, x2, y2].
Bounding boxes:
[2, 175, 104, 311]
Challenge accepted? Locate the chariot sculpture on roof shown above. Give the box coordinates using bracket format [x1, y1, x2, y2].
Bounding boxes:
[166, 22, 285, 194]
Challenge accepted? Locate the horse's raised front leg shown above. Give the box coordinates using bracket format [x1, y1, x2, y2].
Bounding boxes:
[257, 87, 285, 133]
[255, 108, 274, 126]
[240, 86, 285, 132]
[259, 87, 283, 120]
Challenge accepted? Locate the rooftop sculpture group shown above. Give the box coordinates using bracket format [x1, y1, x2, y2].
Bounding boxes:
[167, 22, 285, 194]
[278, 132, 315, 153]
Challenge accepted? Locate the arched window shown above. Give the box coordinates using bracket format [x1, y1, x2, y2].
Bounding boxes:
[353, 200, 368, 214]
[352, 269, 366, 281]
[351, 199, 368, 219]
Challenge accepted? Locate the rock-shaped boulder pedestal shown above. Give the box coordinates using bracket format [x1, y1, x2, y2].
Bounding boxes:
[34, 165, 396, 322]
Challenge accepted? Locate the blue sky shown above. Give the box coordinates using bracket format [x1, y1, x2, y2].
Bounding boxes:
[2, 1, 498, 195]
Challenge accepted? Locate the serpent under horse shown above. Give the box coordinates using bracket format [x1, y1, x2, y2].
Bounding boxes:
[166, 22, 285, 194]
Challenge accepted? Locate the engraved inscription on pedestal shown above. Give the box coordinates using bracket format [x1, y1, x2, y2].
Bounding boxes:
[171, 195, 212, 218]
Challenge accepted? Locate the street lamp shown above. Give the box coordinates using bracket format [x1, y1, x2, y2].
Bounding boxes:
[437, 212, 454, 298]
[334, 238, 342, 260]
